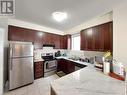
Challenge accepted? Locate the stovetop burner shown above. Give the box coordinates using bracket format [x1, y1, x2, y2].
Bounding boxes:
[41, 53, 56, 61]
[43, 58, 56, 61]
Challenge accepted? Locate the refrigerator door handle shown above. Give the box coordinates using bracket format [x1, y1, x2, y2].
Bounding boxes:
[10, 59, 13, 70]
[9, 46, 13, 57]
[10, 47, 13, 70]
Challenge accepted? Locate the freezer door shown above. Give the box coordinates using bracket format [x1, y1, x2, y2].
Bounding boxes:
[9, 57, 34, 90]
[9, 43, 33, 58]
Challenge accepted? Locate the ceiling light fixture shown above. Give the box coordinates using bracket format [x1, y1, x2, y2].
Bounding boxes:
[52, 12, 67, 22]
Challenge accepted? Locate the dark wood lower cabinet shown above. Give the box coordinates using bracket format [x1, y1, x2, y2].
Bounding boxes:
[57, 59, 65, 72]
[57, 59, 75, 74]
[34, 61, 44, 79]
[66, 60, 75, 74]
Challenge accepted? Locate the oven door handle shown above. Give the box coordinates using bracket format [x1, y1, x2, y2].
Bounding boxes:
[46, 62, 48, 69]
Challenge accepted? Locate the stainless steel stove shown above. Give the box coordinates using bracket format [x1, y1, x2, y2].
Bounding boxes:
[41, 53, 57, 77]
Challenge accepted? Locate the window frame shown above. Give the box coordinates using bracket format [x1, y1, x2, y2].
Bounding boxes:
[71, 33, 80, 50]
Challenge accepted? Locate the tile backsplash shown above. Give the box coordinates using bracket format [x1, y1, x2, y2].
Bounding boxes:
[34, 48, 105, 60]
[34, 49, 56, 59]
[66, 50, 104, 58]
[34, 48, 65, 59]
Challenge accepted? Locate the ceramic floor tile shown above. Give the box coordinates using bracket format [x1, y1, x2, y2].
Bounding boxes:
[3, 91, 16, 95]
[27, 90, 40, 95]
[39, 91, 50, 95]
[27, 84, 39, 93]
[14, 86, 28, 95]
[3, 74, 59, 95]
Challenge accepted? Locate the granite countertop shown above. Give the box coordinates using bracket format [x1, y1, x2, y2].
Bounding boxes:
[55, 56, 92, 67]
[51, 57, 126, 95]
[34, 59, 44, 62]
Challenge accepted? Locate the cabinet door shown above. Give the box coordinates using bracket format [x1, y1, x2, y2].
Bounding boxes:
[66, 60, 75, 73]
[57, 60, 62, 72]
[53, 34, 61, 49]
[62, 60, 68, 74]
[86, 28, 93, 50]
[8, 25, 37, 42]
[44, 33, 52, 44]
[81, 28, 93, 51]
[80, 29, 87, 50]
[57, 59, 65, 72]
[60, 36, 64, 49]
[60, 35, 67, 49]
[34, 61, 44, 79]
[8, 26, 27, 42]
[98, 22, 113, 52]
[92, 26, 100, 51]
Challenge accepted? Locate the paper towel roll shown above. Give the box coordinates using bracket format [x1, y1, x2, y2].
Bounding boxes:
[103, 62, 110, 74]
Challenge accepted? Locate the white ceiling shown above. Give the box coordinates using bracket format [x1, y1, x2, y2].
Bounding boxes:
[15, 0, 124, 31]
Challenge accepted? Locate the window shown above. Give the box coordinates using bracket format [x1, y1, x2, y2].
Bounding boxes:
[71, 34, 80, 50]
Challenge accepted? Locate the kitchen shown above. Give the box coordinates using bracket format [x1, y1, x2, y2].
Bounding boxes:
[0, 0, 127, 95]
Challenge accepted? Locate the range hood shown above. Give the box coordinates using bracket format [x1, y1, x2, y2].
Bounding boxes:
[43, 44, 55, 48]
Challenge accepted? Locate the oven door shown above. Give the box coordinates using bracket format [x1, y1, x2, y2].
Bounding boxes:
[44, 60, 57, 73]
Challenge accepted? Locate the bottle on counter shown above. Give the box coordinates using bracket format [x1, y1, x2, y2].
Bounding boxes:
[103, 51, 112, 74]
[113, 60, 124, 76]
[103, 62, 110, 74]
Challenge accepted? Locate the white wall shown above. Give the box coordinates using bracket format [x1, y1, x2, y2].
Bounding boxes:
[0, 18, 8, 95]
[0, 28, 4, 95]
[65, 12, 113, 34]
[113, 1, 127, 67]
[8, 19, 64, 35]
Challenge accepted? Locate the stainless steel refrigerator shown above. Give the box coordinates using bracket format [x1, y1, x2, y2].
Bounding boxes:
[8, 41, 34, 90]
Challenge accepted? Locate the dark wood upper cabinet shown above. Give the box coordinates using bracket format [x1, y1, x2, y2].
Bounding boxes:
[52, 34, 61, 49]
[8, 25, 42, 43]
[8, 25, 64, 49]
[43, 33, 52, 44]
[80, 30, 86, 50]
[8, 22, 112, 52]
[80, 22, 113, 52]
[98, 22, 113, 52]
[92, 26, 100, 51]
[60, 35, 67, 49]
[86, 28, 93, 50]
[81, 29, 93, 51]
[60, 34, 71, 49]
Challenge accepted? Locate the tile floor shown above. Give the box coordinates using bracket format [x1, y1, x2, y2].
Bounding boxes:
[3, 74, 59, 95]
